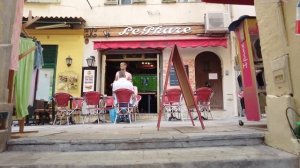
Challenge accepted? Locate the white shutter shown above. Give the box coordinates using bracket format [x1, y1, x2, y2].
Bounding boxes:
[26, 0, 61, 3]
[104, 0, 118, 5]
[132, 0, 146, 4]
[162, 0, 177, 3]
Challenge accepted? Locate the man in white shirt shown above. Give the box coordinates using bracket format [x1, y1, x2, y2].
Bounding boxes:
[112, 71, 135, 122]
[112, 71, 135, 105]
[114, 62, 132, 82]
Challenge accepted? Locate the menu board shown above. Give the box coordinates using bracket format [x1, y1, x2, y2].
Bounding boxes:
[170, 65, 189, 86]
[81, 67, 97, 96]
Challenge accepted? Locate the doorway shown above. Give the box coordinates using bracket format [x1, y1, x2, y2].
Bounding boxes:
[35, 45, 58, 101]
[195, 51, 223, 109]
[104, 52, 159, 114]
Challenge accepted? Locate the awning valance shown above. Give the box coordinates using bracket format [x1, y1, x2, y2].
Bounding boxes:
[94, 38, 227, 50]
[201, 0, 254, 5]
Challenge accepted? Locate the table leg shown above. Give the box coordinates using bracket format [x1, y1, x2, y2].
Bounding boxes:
[148, 94, 151, 113]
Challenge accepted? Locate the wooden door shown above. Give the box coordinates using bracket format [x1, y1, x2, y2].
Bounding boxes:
[195, 52, 223, 109]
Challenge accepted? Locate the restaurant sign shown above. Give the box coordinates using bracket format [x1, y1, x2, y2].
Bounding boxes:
[84, 24, 205, 38]
[118, 26, 192, 36]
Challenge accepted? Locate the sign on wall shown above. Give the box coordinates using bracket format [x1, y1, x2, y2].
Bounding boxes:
[81, 67, 97, 96]
[208, 73, 218, 80]
[84, 24, 205, 38]
[170, 65, 189, 86]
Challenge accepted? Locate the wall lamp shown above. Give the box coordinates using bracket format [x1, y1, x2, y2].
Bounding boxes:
[66, 56, 73, 67]
[86, 56, 95, 67]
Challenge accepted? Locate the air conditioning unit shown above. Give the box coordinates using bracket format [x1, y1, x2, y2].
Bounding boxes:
[205, 13, 230, 33]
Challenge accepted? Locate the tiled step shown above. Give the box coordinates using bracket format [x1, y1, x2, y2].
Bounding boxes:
[0, 145, 298, 168]
[7, 132, 264, 152]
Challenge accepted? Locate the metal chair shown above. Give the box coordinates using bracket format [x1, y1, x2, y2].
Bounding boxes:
[132, 94, 142, 121]
[195, 87, 214, 120]
[33, 100, 51, 125]
[70, 97, 84, 123]
[83, 91, 104, 124]
[53, 92, 72, 125]
[163, 88, 183, 121]
[101, 96, 115, 122]
[114, 88, 134, 124]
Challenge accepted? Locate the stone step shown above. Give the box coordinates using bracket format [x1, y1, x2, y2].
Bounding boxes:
[7, 132, 264, 152]
[0, 145, 298, 168]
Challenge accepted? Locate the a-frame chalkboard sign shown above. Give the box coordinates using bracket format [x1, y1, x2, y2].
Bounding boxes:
[157, 45, 205, 130]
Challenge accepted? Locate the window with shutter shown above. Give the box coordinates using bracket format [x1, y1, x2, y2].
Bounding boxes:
[161, 0, 177, 3]
[104, 0, 118, 5]
[26, 0, 61, 3]
[132, 0, 146, 4]
[177, 0, 196, 2]
[42, 45, 58, 68]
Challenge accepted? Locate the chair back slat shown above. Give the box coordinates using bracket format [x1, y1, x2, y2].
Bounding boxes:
[166, 88, 182, 104]
[136, 95, 142, 103]
[85, 91, 102, 106]
[195, 87, 214, 103]
[72, 97, 84, 109]
[54, 93, 72, 108]
[115, 89, 134, 104]
[105, 96, 114, 107]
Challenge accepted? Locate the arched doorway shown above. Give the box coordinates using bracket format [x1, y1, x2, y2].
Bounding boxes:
[195, 52, 223, 109]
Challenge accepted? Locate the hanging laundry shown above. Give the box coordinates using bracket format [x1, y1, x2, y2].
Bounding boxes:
[34, 41, 44, 69]
[14, 38, 35, 119]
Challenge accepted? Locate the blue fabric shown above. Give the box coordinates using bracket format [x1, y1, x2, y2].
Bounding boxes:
[109, 108, 117, 123]
[34, 41, 44, 69]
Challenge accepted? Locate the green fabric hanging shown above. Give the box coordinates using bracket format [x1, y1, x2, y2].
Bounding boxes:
[14, 38, 35, 119]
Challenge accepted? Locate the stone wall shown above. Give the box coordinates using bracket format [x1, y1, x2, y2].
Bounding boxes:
[0, 0, 17, 152]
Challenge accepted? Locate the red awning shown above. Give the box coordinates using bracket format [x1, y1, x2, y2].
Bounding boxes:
[94, 38, 227, 50]
[202, 0, 254, 5]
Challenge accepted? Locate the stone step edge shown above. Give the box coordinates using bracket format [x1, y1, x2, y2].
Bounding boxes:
[8, 132, 264, 145]
[1, 145, 298, 168]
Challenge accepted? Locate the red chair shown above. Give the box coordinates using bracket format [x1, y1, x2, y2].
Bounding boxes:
[70, 97, 84, 123]
[163, 88, 183, 121]
[101, 96, 115, 122]
[195, 87, 214, 119]
[53, 92, 72, 125]
[84, 91, 104, 124]
[114, 89, 134, 124]
[132, 94, 142, 121]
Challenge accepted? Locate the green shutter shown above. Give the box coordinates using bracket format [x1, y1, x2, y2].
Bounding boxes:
[42, 45, 57, 68]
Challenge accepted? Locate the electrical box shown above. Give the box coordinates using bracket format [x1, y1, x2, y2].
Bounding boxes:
[271, 54, 293, 96]
[205, 13, 230, 33]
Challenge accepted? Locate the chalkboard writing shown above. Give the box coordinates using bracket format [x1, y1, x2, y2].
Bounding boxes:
[170, 65, 189, 86]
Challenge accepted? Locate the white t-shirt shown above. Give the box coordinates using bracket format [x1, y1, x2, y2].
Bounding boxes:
[112, 78, 134, 92]
[112, 78, 135, 105]
[115, 71, 132, 81]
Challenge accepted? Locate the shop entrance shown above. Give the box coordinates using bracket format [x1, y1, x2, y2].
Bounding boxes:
[104, 52, 159, 114]
[195, 51, 223, 109]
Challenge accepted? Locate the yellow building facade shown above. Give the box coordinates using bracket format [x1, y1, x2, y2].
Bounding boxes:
[26, 29, 84, 97]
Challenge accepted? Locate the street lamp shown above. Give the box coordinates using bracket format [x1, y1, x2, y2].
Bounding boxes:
[86, 56, 95, 67]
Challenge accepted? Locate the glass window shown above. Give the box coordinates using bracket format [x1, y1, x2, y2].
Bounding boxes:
[120, 0, 132, 5]
[177, 0, 196, 2]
